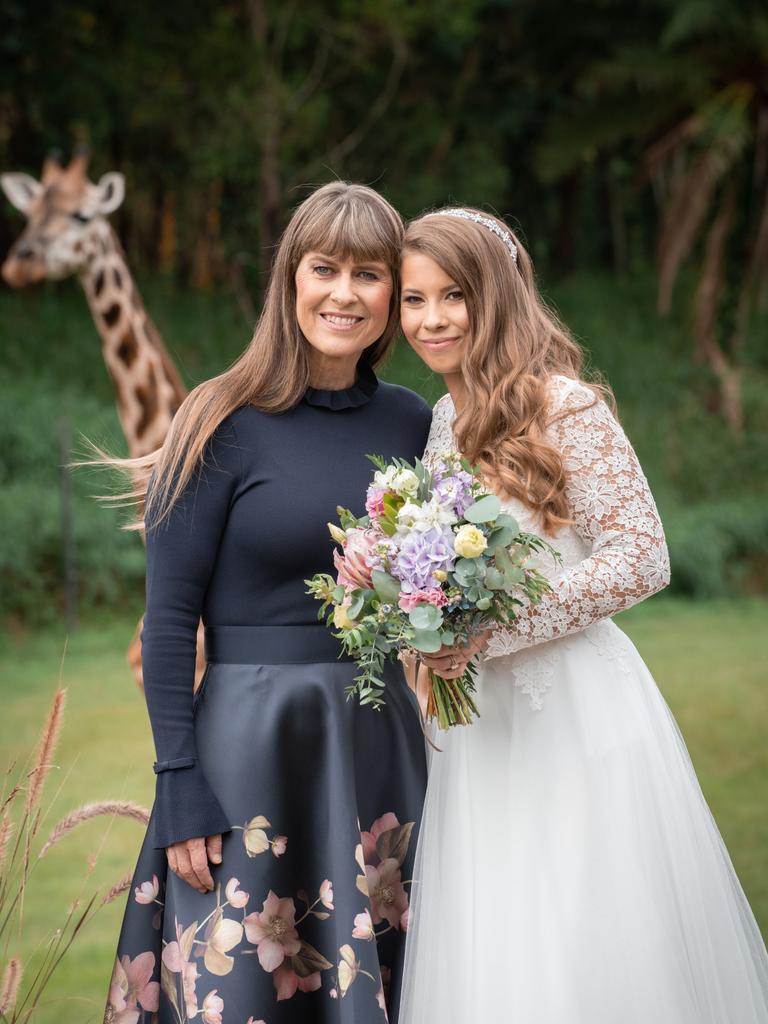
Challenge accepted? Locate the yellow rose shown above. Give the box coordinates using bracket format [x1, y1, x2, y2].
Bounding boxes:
[433, 569, 448, 582]
[454, 524, 487, 559]
[333, 603, 355, 630]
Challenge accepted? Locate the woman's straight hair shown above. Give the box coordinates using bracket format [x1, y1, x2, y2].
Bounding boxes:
[100, 182, 404, 529]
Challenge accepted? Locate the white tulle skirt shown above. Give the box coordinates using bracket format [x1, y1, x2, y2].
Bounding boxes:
[400, 620, 768, 1023]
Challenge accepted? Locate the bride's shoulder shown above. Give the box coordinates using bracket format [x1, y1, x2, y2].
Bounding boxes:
[544, 374, 608, 422]
[431, 392, 455, 418]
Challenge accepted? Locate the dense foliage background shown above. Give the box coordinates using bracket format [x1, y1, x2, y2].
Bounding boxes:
[1, 0, 767, 625]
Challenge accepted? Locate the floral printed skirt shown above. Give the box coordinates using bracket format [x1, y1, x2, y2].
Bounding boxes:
[106, 636, 426, 1024]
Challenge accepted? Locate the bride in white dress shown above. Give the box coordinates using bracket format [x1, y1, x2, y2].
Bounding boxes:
[396, 207, 768, 1023]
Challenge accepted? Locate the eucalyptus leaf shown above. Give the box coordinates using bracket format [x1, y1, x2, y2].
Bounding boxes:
[464, 494, 502, 523]
[411, 629, 443, 653]
[371, 570, 401, 603]
[495, 513, 520, 534]
[453, 557, 482, 584]
[348, 590, 366, 619]
[494, 546, 513, 574]
[485, 567, 506, 589]
[486, 525, 516, 550]
[409, 603, 444, 631]
[503, 566, 525, 587]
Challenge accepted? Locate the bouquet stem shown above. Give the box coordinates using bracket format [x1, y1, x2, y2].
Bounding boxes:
[427, 668, 480, 730]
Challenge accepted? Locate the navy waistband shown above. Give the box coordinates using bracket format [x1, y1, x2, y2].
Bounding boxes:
[204, 625, 353, 665]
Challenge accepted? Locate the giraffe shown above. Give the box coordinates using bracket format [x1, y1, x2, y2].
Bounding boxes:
[1, 150, 205, 689]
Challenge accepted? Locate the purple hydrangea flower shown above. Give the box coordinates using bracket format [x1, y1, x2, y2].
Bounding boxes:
[433, 473, 474, 517]
[391, 526, 456, 592]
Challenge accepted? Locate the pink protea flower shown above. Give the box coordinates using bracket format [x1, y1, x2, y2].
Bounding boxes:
[319, 879, 334, 910]
[224, 877, 250, 909]
[334, 528, 377, 590]
[133, 875, 159, 905]
[365, 858, 409, 929]
[352, 908, 374, 940]
[397, 587, 448, 613]
[360, 812, 401, 865]
[272, 834, 288, 857]
[201, 989, 224, 1024]
[365, 486, 387, 519]
[244, 891, 301, 972]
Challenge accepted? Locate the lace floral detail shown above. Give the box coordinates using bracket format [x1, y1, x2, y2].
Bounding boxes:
[423, 378, 671, 670]
[489, 645, 559, 711]
[582, 620, 633, 677]
[422, 394, 457, 473]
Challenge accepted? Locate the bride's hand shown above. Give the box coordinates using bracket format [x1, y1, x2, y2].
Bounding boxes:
[166, 833, 222, 893]
[420, 630, 491, 680]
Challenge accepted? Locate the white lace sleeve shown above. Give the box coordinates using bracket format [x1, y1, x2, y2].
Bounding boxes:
[484, 379, 671, 658]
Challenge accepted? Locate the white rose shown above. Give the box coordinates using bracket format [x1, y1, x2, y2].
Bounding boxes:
[396, 500, 422, 528]
[373, 465, 399, 489]
[392, 469, 419, 496]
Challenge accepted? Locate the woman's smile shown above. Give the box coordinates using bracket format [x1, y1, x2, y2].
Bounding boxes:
[319, 311, 366, 331]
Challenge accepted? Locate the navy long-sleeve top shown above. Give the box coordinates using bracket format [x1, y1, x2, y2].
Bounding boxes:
[141, 364, 432, 848]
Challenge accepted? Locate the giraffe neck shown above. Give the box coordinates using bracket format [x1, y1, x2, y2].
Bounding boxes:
[79, 222, 187, 458]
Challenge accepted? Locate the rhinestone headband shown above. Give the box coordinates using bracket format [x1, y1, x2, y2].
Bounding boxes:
[424, 207, 518, 262]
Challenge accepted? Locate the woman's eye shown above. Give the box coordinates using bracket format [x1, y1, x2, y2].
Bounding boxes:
[358, 270, 378, 281]
[71, 212, 90, 224]
[402, 295, 422, 305]
[313, 265, 333, 276]
[447, 290, 464, 301]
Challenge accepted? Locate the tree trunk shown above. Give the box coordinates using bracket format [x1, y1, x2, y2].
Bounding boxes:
[693, 187, 743, 434]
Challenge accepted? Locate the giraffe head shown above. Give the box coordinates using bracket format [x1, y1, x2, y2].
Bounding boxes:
[1, 151, 125, 287]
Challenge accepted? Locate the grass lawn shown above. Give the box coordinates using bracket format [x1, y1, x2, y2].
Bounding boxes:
[0, 599, 766, 1022]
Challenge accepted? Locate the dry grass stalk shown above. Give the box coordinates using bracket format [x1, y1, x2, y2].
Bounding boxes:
[0, 956, 23, 1015]
[1, 783, 22, 815]
[0, 813, 12, 875]
[40, 801, 150, 858]
[102, 874, 132, 906]
[25, 688, 67, 814]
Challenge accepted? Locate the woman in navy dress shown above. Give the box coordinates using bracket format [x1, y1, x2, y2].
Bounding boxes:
[105, 183, 431, 1024]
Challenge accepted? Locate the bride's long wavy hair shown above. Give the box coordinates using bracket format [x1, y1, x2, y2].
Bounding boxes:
[101, 182, 404, 529]
[404, 209, 613, 533]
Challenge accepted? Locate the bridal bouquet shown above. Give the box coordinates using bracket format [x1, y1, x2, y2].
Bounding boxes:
[306, 454, 555, 730]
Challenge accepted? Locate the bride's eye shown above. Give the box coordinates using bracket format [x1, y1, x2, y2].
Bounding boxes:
[402, 295, 422, 305]
[447, 290, 464, 301]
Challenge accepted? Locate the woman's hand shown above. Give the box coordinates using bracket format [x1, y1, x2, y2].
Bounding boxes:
[166, 833, 223, 893]
[420, 630, 491, 680]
